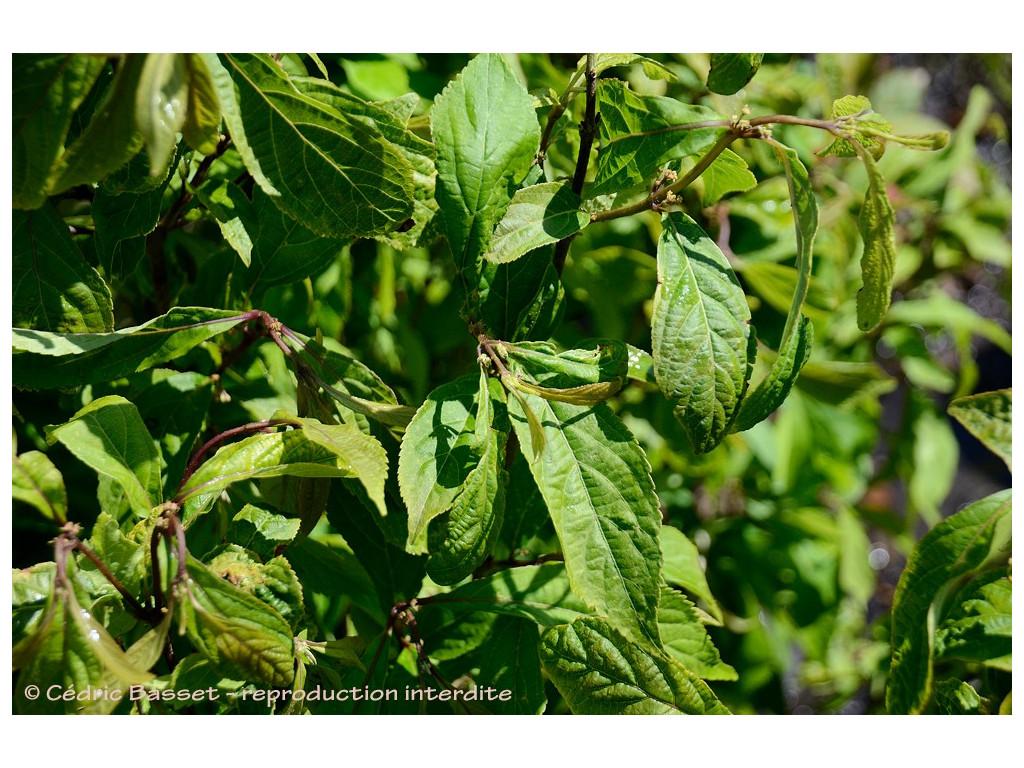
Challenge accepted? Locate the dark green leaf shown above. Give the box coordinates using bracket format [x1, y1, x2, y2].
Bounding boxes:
[13, 53, 107, 209]
[12, 307, 249, 390]
[474, 617, 547, 714]
[46, 395, 162, 516]
[652, 212, 752, 453]
[707, 53, 763, 95]
[887, 489, 1011, 714]
[932, 679, 987, 715]
[484, 181, 589, 265]
[207, 53, 414, 238]
[948, 389, 1012, 471]
[539, 617, 730, 714]
[91, 166, 171, 278]
[13, 205, 114, 333]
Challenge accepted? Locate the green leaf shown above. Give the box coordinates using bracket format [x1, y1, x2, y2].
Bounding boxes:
[46, 395, 162, 516]
[13, 307, 249, 390]
[421, 563, 592, 627]
[484, 181, 590, 264]
[506, 389, 663, 646]
[14, 568, 156, 714]
[135, 53, 189, 173]
[48, 53, 146, 194]
[652, 212, 753, 453]
[13, 449, 68, 523]
[206, 546, 305, 632]
[398, 374, 483, 554]
[854, 144, 897, 331]
[197, 179, 255, 266]
[179, 420, 387, 520]
[590, 81, 727, 198]
[181, 53, 222, 155]
[291, 76, 437, 249]
[699, 148, 758, 205]
[707, 53, 763, 95]
[13, 53, 107, 209]
[427, 378, 509, 585]
[660, 525, 723, 623]
[13, 205, 114, 333]
[430, 52, 540, 280]
[227, 504, 302, 562]
[91, 168, 170, 278]
[887, 489, 1012, 714]
[934, 567, 1011, 670]
[932, 679, 987, 715]
[575, 54, 677, 83]
[948, 389, 1012, 471]
[820, 95, 892, 159]
[180, 556, 295, 687]
[474, 617, 547, 714]
[658, 587, 737, 681]
[206, 53, 414, 238]
[539, 617, 730, 714]
[733, 144, 817, 432]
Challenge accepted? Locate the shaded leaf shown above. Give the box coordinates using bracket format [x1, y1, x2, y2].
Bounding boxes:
[13, 307, 249, 390]
[181, 53, 222, 155]
[48, 54, 147, 194]
[707, 53, 763, 95]
[933, 679, 987, 715]
[13, 206, 114, 333]
[13, 53, 107, 209]
[474, 617, 547, 714]
[135, 53, 189, 173]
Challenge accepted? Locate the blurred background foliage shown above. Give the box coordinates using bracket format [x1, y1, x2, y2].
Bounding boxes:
[13, 53, 1011, 714]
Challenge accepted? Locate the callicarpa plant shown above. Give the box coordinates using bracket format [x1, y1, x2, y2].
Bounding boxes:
[12, 52, 1011, 715]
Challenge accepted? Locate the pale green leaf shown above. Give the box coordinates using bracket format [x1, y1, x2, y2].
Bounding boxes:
[398, 375, 483, 554]
[181, 556, 295, 687]
[887, 489, 1011, 714]
[485, 181, 590, 264]
[576, 54, 676, 83]
[507, 391, 662, 645]
[13, 205, 114, 334]
[707, 53, 763, 95]
[658, 587, 737, 681]
[206, 53, 414, 238]
[13, 307, 248, 390]
[652, 212, 753, 453]
[855, 146, 897, 331]
[539, 617, 730, 715]
[48, 54, 146, 194]
[935, 567, 1011, 670]
[182, 53, 222, 155]
[13, 53, 107, 209]
[196, 179, 255, 266]
[948, 389, 1012, 471]
[699, 148, 758, 205]
[733, 144, 817, 432]
[206, 546, 305, 632]
[427, 379, 509, 585]
[660, 525, 723, 623]
[46, 395, 161, 516]
[135, 53, 189, 173]
[13, 450, 68, 523]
